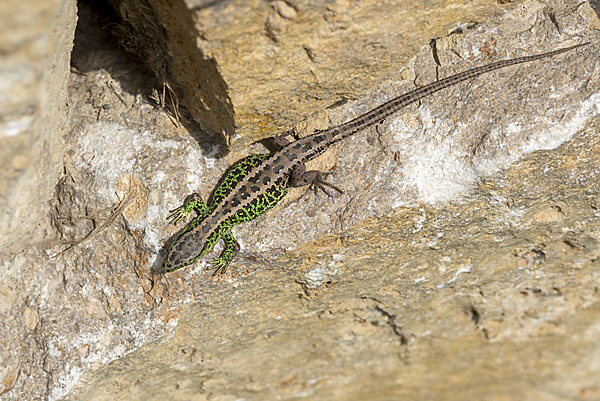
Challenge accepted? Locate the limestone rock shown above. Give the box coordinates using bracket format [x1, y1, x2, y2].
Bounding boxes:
[0, 1, 599, 400]
[0, 0, 77, 249]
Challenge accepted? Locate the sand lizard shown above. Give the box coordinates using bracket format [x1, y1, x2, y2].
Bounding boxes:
[162, 42, 587, 274]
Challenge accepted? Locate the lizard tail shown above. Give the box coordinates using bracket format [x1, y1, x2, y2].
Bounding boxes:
[320, 41, 589, 148]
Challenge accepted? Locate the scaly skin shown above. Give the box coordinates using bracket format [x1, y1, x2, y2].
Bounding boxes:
[162, 42, 588, 274]
[164, 153, 283, 273]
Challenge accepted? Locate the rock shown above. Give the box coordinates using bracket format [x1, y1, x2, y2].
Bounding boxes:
[0, 0, 77, 248]
[1, 1, 599, 400]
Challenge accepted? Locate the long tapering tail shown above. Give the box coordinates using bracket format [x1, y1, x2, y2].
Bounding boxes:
[319, 42, 589, 148]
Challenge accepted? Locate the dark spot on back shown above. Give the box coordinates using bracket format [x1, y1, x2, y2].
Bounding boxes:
[248, 171, 262, 184]
[284, 151, 298, 162]
[313, 135, 326, 144]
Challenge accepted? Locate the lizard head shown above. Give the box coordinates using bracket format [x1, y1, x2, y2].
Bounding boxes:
[162, 228, 209, 272]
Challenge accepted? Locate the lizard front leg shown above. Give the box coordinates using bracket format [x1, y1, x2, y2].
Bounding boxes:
[207, 231, 240, 275]
[289, 162, 344, 197]
[167, 193, 207, 225]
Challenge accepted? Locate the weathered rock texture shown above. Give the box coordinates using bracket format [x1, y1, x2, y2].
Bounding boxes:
[107, 0, 236, 142]
[0, 0, 599, 400]
[0, 0, 76, 249]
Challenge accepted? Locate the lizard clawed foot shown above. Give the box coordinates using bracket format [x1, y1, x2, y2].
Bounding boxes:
[207, 259, 229, 275]
[167, 193, 206, 225]
[167, 205, 186, 225]
[206, 233, 240, 276]
[311, 172, 344, 198]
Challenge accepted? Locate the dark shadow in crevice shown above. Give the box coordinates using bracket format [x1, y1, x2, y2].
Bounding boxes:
[109, 0, 235, 150]
[71, 0, 230, 156]
[71, 0, 157, 104]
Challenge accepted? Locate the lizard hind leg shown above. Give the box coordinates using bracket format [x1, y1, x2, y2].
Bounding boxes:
[207, 231, 240, 275]
[270, 127, 298, 149]
[167, 193, 208, 225]
[290, 162, 344, 198]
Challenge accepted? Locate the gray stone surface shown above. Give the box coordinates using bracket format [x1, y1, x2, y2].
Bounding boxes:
[0, 0, 599, 400]
[0, 0, 76, 249]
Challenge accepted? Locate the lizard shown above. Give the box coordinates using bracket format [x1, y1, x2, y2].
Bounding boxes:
[161, 42, 588, 274]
